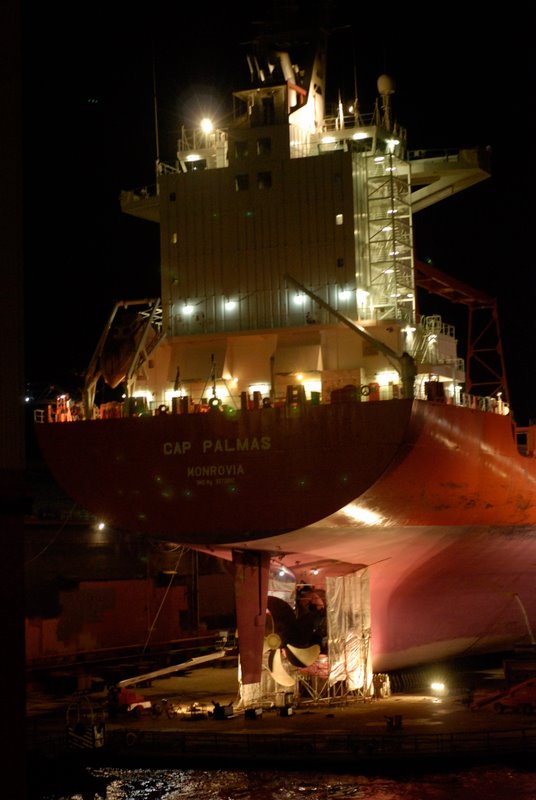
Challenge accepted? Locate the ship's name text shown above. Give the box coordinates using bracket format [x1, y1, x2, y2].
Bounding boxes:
[163, 436, 271, 456]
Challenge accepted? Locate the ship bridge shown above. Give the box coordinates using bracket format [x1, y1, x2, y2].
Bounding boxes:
[121, 139, 490, 221]
[118, 38, 492, 412]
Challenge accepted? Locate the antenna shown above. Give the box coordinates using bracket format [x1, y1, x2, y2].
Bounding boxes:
[352, 63, 360, 124]
[152, 42, 161, 174]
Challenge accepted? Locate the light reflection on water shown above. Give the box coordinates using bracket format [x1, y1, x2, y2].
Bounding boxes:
[34, 766, 536, 800]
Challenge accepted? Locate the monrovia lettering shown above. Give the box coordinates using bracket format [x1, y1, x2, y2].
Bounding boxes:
[187, 464, 245, 477]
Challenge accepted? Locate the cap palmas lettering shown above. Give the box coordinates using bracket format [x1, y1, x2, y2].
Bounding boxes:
[202, 437, 271, 454]
[163, 436, 271, 456]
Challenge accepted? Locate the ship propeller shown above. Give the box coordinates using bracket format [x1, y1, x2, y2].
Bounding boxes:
[263, 595, 321, 687]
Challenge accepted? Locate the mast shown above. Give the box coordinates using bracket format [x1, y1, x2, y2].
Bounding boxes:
[152, 44, 160, 177]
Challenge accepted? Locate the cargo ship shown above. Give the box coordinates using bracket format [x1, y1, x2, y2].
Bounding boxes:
[35, 28, 536, 698]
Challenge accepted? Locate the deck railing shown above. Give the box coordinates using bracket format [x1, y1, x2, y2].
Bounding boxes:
[34, 386, 512, 425]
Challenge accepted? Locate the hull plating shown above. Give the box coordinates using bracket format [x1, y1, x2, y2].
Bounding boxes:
[35, 399, 536, 539]
[35, 399, 536, 670]
[35, 398, 414, 542]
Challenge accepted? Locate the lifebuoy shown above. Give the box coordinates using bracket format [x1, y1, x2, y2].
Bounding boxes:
[157, 404, 169, 415]
[126, 731, 137, 747]
[360, 385, 370, 396]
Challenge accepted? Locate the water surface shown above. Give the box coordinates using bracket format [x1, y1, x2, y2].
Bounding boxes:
[33, 765, 536, 799]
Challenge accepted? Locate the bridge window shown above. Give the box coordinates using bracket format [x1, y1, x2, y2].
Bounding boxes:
[257, 137, 271, 156]
[235, 174, 249, 191]
[257, 171, 272, 189]
[235, 141, 248, 159]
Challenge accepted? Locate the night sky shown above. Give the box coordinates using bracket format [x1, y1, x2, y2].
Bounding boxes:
[21, 2, 535, 423]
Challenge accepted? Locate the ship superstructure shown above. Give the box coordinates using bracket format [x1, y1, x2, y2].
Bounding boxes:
[116, 31, 489, 416]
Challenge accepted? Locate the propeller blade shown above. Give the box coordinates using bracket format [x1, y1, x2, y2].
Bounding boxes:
[267, 595, 297, 634]
[286, 643, 321, 667]
[267, 648, 295, 688]
[268, 595, 327, 648]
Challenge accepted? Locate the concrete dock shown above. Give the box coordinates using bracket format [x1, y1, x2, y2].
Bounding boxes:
[27, 663, 536, 771]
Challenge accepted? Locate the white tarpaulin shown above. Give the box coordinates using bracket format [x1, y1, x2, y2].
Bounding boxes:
[238, 568, 372, 706]
[326, 569, 372, 693]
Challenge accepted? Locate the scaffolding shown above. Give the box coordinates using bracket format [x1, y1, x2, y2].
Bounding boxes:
[238, 567, 374, 708]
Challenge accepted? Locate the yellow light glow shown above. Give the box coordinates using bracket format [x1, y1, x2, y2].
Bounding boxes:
[165, 389, 190, 407]
[376, 370, 399, 387]
[342, 503, 385, 525]
[249, 383, 270, 395]
[133, 390, 152, 401]
[303, 380, 321, 395]
[200, 118, 214, 134]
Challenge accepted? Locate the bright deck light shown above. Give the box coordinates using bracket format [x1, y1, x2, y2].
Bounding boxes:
[200, 118, 214, 134]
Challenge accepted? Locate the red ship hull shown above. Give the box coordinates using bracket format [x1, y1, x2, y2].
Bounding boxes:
[35, 399, 536, 537]
[35, 399, 415, 542]
[35, 399, 536, 672]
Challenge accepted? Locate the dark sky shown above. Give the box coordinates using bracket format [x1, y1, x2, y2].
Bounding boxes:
[22, 2, 536, 422]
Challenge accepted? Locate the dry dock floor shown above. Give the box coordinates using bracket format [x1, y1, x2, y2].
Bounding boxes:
[26, 663, 536, 770]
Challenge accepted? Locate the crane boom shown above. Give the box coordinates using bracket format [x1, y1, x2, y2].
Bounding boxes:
[117, 650, 225, 687]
